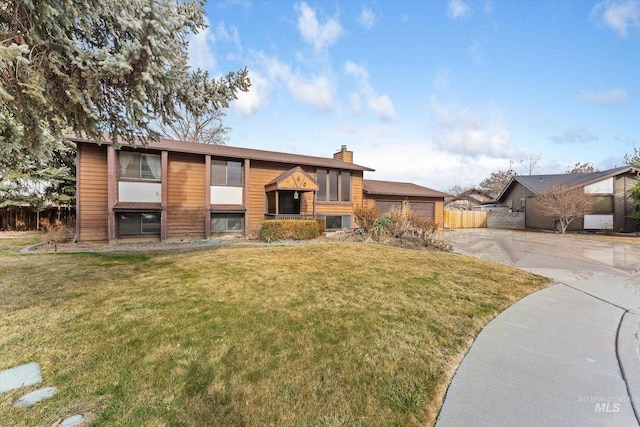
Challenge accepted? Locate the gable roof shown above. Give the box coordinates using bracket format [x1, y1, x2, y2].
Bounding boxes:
[497, 166, 639, 200]
[265, 166, 319, 192]
[363, 179, 450, 198]
[68, 135, 374, 172]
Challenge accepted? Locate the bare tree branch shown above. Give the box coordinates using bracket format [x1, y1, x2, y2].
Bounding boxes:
[536, 186, 593, 234]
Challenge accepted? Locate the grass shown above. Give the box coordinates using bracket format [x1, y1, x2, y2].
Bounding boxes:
[0, 237, 549, 426]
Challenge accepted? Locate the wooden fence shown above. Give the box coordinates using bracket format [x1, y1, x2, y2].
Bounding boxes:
[0, 206, 75, 231]
[444, 210, 487, 229]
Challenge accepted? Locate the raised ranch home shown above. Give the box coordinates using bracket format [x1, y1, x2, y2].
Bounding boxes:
[71, 136, 448, 243]
[496, 166, 639, 232]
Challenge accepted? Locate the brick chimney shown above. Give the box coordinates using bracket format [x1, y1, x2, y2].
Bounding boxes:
[333, 145, 353, 163]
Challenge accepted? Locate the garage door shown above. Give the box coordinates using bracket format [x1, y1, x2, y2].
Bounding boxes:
[410, 202, 435, 221]
[375, 200, 402, 215]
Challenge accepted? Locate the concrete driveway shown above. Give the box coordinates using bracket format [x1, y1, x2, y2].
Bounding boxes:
[436, 229, 640, 427]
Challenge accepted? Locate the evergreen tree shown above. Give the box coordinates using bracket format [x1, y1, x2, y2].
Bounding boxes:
[0, 0, 250, 149]
[479, 168, 516, 198]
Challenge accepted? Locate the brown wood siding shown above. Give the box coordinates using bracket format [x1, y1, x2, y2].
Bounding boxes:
[166, 152, 207, 239]
[364, 194, 445, 227]
[247, 162, 304, 232]
[615, 174, 635, 232]
[77, 143, 109, 241]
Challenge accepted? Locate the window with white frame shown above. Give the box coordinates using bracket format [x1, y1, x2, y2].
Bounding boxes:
[119, 152, 161, 181]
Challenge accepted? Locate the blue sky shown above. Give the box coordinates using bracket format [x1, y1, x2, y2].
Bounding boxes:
[189, 0, 639, 192]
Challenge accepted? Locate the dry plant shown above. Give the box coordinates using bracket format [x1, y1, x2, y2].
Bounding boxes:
[536, 185, 594, 234]
[353, 201, 379, 233]
[42, 222, 75, 245]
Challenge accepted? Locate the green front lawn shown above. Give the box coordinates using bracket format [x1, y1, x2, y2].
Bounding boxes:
[0, 238, 548, 426]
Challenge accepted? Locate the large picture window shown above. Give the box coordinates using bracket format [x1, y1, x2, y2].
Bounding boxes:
[211, 213, 244, 232]
[119, 152, 161, 181]
[316, 169, 350, 202]
[118, 212, 161, 236]
[212, 160, 242, 185]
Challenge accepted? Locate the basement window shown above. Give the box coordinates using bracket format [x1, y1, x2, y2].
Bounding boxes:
[211, 213, 244, 233]
[320, 215, 351, 230]
[118, 212, 161, 236]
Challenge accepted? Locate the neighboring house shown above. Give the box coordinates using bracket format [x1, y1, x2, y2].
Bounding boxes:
[496, 166, 639, 232]
[445, 188, 493, 211]
[362, 180, 449, 227]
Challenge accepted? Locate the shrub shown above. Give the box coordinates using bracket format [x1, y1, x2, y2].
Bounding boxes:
[353, 202, 379, 232]
[315, 218, 326, 233]
[42, 223, 75, 245]
[259, 220, 320, 242]
[373, 214, 393, 233]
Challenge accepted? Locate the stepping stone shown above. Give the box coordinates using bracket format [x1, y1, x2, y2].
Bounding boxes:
[0, 362, 42, 394]
[60, 414, 85, 426]
[13, 386, 57, 407]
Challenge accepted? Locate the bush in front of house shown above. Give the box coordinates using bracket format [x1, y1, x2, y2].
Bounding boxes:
[259, 220, 321, 241]
[42, 222, 75, 245]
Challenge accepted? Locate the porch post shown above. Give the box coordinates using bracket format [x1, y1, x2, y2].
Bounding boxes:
[275, 190, 279, 215]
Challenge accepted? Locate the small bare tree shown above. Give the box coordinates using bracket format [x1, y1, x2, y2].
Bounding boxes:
[159, 108, 230, 145]
[536, 186, 593, 234]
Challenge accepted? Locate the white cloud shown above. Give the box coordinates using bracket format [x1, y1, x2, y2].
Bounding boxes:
[550, 128, 598, 144]
[215, 22, 242, 50]
[576, 88, 629, 104]
[349, 92, 362, 114]
[447, 0, 473, 20]
[428, 96, 514, 158]
[358, 7, 376, 29]
[468, 38, 488, 65]
[233, 70, 268, 116]
[187, 17, 217, 71]
[296, 2, 344, 52]
[287, 75, 335, 111]
[591, 0, 640, 37]
[344, 61, 396, 121]
[259, 55, 336, 112]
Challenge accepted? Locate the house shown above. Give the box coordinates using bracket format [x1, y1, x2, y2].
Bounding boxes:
[445, 188, 493, 211]
[72, 137, 371, 242]
[496, 166, 639, 232]
[71, 136, 447, 242]
[362, 180, 449, 227]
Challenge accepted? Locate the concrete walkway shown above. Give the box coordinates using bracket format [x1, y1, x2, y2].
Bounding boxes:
[436, 229, 640, 426]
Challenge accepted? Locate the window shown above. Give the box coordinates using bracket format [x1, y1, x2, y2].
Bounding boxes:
[119, 152, 161, 181]
[118, 212, 161, 236]
[317, 170, 327, 201]
[316, 169, 351, 202]
[321, 215, 351, 230]
[212, 160, 242, 185]
[211, 213, 244, 232]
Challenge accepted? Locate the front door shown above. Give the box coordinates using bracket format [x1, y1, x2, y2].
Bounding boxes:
[279, 191, 300, 214]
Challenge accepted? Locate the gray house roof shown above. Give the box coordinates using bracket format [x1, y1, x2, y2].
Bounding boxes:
[497, 166, 639, 200]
